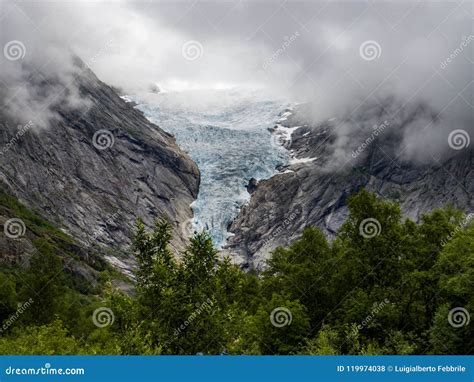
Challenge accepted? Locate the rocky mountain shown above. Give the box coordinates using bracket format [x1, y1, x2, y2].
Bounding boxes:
[0, 59, 200, 275]
[227, 102, 473, 270]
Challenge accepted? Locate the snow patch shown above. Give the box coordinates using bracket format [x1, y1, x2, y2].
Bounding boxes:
[276, 169, 295, 175]
[272, 124, 302, 145]
[289, 157, 317, 165]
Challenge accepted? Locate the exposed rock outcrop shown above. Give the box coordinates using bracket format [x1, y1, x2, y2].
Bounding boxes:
[245, 178, 258, 194]
[227, 102, 473, 270]
[0, 60, 200, 272]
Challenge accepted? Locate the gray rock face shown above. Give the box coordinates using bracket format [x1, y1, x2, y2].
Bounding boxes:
[0, 61, 200, 271]
[227, 103, 473, 270]
[0, 215, 36, 267]
[0, 211, 103, 289]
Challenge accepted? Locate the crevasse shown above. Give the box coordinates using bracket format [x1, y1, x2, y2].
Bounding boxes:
[131, 89, 289, 248]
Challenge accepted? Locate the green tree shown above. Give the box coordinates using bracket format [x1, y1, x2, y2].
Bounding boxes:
[428, 304, 464, 354]
[0, 273, 17, 325]
[431, 222, 474, 353]
[263, 227, 334, 331]
[0, 321, 81, 355]
[20, 239, 64, 325]
[246, 293, 310, 354]
[302, 325, 340, 355]
[337, 189, 405, 290]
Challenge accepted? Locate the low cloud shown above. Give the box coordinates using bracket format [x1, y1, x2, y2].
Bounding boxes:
[0, 0, 471, 163]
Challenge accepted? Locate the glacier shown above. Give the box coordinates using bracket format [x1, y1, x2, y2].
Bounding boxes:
[130, 89, 290, 248]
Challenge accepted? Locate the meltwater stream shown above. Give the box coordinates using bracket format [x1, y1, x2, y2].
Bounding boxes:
[131, 89, 290, 248]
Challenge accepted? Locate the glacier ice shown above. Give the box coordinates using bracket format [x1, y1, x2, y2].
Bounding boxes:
[131, 89, 290, 248]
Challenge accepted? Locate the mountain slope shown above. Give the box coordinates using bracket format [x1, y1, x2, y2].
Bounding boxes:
[0, 185, 109, 291]
[227, 102, 473, 270]
[0, 60, 200, 272]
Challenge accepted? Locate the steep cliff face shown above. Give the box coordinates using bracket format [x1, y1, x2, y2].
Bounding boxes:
[0, 60, 200, 272]
[0, 185, 109, 290]
[227, 103, 473, 270]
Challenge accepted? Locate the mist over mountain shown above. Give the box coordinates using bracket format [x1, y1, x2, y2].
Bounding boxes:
[1, 0, 472, 162]
[0, 57, 200, 276]
[0, 0, 472, 272]
[227, 101, 473, 269]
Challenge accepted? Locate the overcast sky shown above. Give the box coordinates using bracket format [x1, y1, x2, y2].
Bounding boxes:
[1, 0, 472, 162]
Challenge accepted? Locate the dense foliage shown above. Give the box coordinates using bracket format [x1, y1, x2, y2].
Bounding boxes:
[0, 189, 472, 354]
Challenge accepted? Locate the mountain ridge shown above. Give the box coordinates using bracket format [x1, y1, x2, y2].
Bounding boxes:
[0, 59, 200, 273]
[227, 102, 473, 270]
